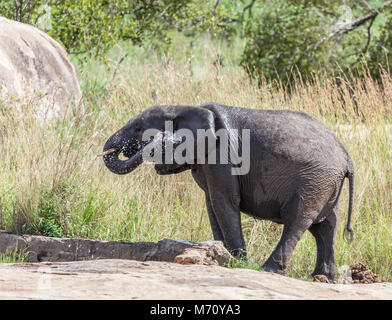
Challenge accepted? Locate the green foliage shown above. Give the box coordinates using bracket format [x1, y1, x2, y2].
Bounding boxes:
[368, 11, 392, 77]
[2, 1, 392, 81]
[0, 0, 45, 23]
[34, 183, 107, 238]
[37, 188, 68, 238]
[241, 0, 392, 81]
[0, 248, 26, 263]
[0, 1, 236, 59]
[242, 2, 325, 80]
[226, 255, 262, 271]
[0, 1, 13, 18]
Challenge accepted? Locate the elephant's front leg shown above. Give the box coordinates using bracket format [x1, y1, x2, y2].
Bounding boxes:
[197, 162, 245, 257]
[209, 191, 245, 257]
[205, 193, 225, 243]
[204, 164, 245, 257]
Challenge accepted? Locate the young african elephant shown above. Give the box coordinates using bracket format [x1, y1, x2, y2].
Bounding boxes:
[102, 103, 354, 281]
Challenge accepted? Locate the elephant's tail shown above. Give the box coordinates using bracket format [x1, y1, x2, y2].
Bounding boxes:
[344, 165, 354, 242]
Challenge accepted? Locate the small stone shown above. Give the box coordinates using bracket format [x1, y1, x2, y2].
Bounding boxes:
[174, 251, 202, 265]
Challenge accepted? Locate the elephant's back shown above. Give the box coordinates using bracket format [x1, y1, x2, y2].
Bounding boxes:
[202, 104, 350, 170]
[248, 109, 350, 172]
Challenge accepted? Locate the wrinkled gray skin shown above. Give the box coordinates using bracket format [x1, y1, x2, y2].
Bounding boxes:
[103, 103, 354, 281]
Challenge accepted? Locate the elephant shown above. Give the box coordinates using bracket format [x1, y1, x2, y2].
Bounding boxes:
[102, 102, 354, 281]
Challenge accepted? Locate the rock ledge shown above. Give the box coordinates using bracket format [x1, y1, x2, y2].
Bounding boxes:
[0, 230, 231, 266]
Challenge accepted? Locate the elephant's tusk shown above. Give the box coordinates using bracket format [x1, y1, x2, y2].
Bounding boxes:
[97, 148, 118, 157]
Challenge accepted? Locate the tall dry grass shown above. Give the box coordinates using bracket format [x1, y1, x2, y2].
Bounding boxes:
[0, 42, 391, 280]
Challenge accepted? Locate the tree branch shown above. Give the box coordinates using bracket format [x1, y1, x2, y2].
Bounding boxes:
[363, 16, 376, 55]
[243, 0, 256, 18]
[214, 0, 220, 12]
[328, 1, 392, 40]
[312, 1, 392, 54]
[34, 0, 50, 25]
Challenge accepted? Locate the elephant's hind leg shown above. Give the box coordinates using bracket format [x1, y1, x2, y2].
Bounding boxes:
[262, 193, 316, 275]
[308, 207, 339, 282]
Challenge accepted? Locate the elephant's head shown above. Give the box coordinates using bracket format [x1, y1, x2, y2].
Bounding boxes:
[102, 105, 216, 175]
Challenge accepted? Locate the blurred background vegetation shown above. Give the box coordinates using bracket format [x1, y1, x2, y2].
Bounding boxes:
[2, 0, 392, 81]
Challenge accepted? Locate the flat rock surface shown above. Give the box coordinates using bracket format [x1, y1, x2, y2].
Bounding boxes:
[0, 259, 391, 300]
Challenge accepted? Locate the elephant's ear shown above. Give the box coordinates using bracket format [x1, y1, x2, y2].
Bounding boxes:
[170, 106, 217, 161]
[172, 106, 215, 135]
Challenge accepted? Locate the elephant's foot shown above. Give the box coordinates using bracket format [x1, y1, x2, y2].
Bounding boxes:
[262, 258, 286, 276]
[311, 264, 336, 283]
[229, 248, 247, 260]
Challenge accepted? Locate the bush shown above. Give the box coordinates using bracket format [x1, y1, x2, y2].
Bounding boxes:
[36, 188, 69, 238]
[241, 1, 392, 82]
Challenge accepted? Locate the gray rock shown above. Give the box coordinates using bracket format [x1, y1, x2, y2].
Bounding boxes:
[0, 17, 82, 118]
[0, 230, 231, 266]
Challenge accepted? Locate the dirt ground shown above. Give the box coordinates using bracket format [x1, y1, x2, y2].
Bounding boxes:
[0, 259, 391, 300]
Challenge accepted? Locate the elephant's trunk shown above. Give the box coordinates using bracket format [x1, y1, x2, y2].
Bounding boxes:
[102, 139, 144, 175]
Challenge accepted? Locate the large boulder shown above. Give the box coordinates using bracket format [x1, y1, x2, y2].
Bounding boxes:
[0, 17, 82, 118]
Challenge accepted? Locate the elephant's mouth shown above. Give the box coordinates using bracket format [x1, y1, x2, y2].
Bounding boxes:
[98, 142, 144, 160]
[154, 163, 191, 175]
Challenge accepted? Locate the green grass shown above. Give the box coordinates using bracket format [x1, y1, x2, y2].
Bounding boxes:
[0, 35, 391, 280]
[226, 256, 263, 272]
[0, 248, 26, 263]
